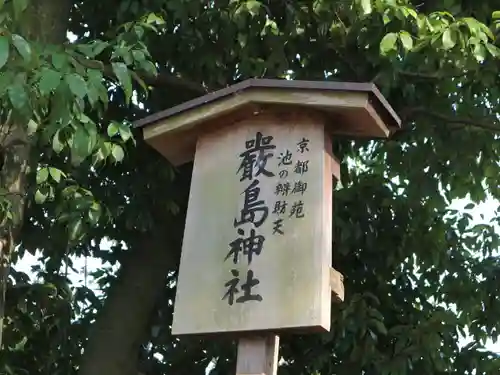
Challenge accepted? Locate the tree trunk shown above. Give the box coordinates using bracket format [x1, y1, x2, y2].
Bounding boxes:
[0, 120, 31, 349]
[78, 232, 179, 375]
[78, 159, 192, 375]
[0, 0, 71, 350]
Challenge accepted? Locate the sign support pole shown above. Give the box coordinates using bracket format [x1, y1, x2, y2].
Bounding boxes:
[236, 335, 279, 375]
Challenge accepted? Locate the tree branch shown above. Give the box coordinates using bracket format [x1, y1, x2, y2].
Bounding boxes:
[150, 71, 209, 94]
[77, 58, 209, 95]
[401, 107, 500, 132]
[397, 69, 469, 80]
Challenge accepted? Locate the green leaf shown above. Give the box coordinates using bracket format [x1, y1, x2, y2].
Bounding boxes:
[52, 52, 68, 70]
[71, 124, 94, 165]
[246, 0, 261, 16]
[27, 119, 38, 135]
[49, 83, 72, 126]
[399, 32, 413, 51]
[77, 40, 110, 58]
[442, 29, 456, 50]
[463, 17, 479, 34]
[65, 73, 88, 99]
[493, 10, 500, 20]
[92, 148, 106, 165]
[0, 35, 9, 69]
[87, 68, 104, 85]
[131, 49, 146, 63]
[83, 120, 98, 152]
[111, 62, 132, 103]
[360, 0, 372, 15]
[406, 7, 418, 19]
[486, 43, 500, 57]
[107, 122, 119, 137]
[36, 168, 49, 184]
[86, 84, 99, 106]
[7, 82, 28, 111]
[133, 25, 145, 39]
[237, 33, 247, 47]
[371, 319, 388, 335]
[87, 68, 106, 105]
[479, 24, 495, 40]
[261, 19, 279, 36]
[118, 124, 132, 142]
[38, 68, 62, 96]
[380, 33, 398, 55]
[92, 40, 109, 57]
[88, 202, 101, 224]
[473, 43, 486, 62]
[34, 189, 47, 204]
[111, 144, 125, 162]
[11, 34, 31, 62]
[52, 130, 64, 153]
[382, 12, 391, 25]
[13, 336, 27, 351]
[112, 46, 133, 65]
[13, 0, 28, 19]
[69, 218, 83, 241]
[49, 167, 63, 183]
[139, 59, 157, 76]
[146, 12, 165, 25]
[75, 44, 94, 57]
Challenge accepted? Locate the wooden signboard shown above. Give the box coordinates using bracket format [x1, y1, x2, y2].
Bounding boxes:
[135, 79, 400, 373]
[173, 111, 333, 335]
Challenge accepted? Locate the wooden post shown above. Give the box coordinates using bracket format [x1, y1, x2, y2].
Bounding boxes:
[236, 335, 279, 375]
[135, 79, 400, 374]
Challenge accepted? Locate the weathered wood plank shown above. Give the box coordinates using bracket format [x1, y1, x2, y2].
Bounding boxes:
[171, 111, 332, 336]
[236, 335, 279, 375]
[330, 268, 345, 303]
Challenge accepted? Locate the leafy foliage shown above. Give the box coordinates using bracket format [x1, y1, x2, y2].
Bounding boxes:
[0, 0, 161, 245]
[1, 0, 500, 375]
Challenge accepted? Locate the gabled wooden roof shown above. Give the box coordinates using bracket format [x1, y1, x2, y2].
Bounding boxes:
[135, 79, 401, 165]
